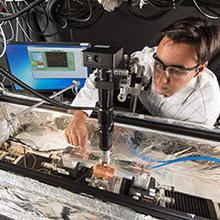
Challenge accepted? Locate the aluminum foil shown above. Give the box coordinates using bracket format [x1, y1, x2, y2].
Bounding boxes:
[0, 99, 220, 219]
[0, 169, 156, 220]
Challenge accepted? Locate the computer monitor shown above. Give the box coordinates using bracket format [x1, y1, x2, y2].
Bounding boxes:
[5, 42, 90, 91]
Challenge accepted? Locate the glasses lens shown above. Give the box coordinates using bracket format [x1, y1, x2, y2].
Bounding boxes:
[167, 67, 188, 78]
[153, 53, 194, 79]
[154, 60, 163, 72]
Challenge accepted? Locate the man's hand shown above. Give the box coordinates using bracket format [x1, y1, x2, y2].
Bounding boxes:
[64, 110, 88, 158]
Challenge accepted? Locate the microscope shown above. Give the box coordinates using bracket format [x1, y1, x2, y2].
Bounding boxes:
[82, 45, 145, 179]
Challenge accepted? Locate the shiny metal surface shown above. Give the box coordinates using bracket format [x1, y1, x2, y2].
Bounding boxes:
[0, 97, 220, 219]
[0, 169, 155, 220]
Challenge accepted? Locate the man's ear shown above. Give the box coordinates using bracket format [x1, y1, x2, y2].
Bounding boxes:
[193, 61, 208, 77]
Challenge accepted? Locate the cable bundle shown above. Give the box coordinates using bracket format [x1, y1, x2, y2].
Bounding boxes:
[46, 0, 104, 28]
[127, 0, 220, 20]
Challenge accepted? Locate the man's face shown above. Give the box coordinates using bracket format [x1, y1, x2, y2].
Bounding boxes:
[154, 36, 201, 97]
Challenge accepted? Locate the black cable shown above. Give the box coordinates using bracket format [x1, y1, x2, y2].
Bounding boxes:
[8, 136, 36, 150]
[197, 0, 220, 7]
[52, 0, 93, 24]
[11, 1, 66, 37]
[10, 0, 67, 37]
[26, 11, 68, 37]
[147, 0, 185, 10]
[193, 0, 219, 19]
[16, 1, 58, 37]
[8, 137, 64, 152]
[0, 66, 97, 111]
[8, 1, 32, 41]
[12, 0, 26, 18]
[11, 1, 46, 38]
[181, 0, 220, 7]
[69, 0, 92, 22]
[32, 22, 67, 38]
[74, 166, 93, 183]
[128, 0, 220, 20]
[69, 4, 104, 28]
[127, 3, 169, 21]
[206, 7, 220, 17]
[0, 0, 45, 22]
[26, 3, 49, 34]
[147, 0, 172, 10]
[62, 4, 89, 21]
[29, 23, 67, 38]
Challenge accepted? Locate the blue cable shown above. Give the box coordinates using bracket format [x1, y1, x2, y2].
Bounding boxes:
[151, 156, 220, 169]
[124, 134, 172, 163]
[122, 134, 220, 169]
[123, 134, 158, 163]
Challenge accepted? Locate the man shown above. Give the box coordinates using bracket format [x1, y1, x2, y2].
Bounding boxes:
[65, 16, 220, 157]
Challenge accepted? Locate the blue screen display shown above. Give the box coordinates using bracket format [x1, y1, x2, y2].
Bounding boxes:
[5, 43, 89, 90]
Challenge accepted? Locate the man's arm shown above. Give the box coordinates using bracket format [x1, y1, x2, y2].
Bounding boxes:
[64, 73, 98, 157]
[64, 110, 88, 158]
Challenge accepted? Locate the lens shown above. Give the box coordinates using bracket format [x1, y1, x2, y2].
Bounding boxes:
[94, 55, 100, 63]
[154, 61, 163, 72]
[167, 67, 188, 78]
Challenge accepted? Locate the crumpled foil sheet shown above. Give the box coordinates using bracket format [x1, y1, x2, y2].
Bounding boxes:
[0, 169, 156, 220]
[0, 100, 220, 219]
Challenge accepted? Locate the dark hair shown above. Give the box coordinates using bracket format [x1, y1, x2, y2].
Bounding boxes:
[157, 17, 220, 64]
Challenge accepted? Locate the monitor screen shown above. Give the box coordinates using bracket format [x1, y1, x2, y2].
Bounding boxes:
[5, 42, 90, 91]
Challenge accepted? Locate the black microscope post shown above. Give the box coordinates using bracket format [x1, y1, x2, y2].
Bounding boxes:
[94, 69, 114, 153]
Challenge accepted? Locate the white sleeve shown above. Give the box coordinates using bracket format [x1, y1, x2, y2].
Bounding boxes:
[131, 46, 156, 79]
[71, 73, 98, 116]
[131, 46, 156, 63]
